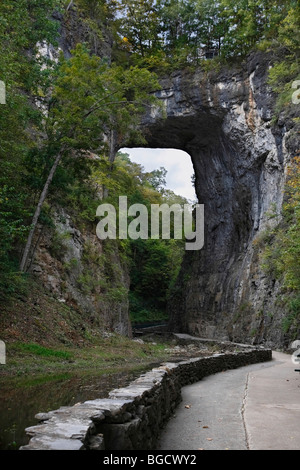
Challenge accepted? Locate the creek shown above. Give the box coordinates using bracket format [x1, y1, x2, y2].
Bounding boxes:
[0, 365, 157, 450]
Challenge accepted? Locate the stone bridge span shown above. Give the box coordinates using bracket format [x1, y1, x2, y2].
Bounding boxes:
[124, 51, 295, 347]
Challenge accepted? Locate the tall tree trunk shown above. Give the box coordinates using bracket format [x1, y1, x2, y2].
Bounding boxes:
[109, 129, 117, 163]
[66, 1, 74, 11]
[103, 129, 118, 199]
[20, 153, 62, 272]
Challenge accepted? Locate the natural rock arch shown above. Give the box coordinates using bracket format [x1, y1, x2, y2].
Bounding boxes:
[124, 52, 294, 347]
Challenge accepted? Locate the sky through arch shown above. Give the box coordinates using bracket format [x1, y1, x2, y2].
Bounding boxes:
[120, 148, 196, 203]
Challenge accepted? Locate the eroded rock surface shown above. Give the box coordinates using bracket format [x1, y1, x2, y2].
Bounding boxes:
[138, 51, 298, 347]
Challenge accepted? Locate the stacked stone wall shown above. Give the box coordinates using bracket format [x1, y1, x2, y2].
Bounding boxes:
[21, 348, 272, 450]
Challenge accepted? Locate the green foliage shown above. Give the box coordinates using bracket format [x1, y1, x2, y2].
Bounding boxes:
[15, 342, 72, 359]
[75, 0, 117, 54]
[0, 0, 64, 298]
[49, 230, 71, 259]
[93, 152, 188, 323]
[265, 4, 300, 114]
[105, 286, 128, 303]
[64, 151, 187, 323]
[115, 0, 298, 71]
[282, 296, 300, 336]
[117, 0, 161, 58]
[260, 156, 300, 335]
[0, 0, 161, 294]
[129, 292, 168, 325]
[47, 44, 159, 153]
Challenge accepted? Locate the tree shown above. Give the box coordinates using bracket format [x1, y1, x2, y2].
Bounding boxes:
[116, 0, 297, 65]
[91, 151, 188, 323]
[266, 3, 300, 112]
[219, 0, 296, 57]
[118, 0, 161, 57]
[19, 44, 160, 271]
[280, 156, 300, 292]
[0, 0, 64, 293]
[144, 167, 167, 191]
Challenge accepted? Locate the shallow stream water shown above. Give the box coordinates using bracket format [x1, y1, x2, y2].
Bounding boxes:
[0, 365, 156, 450]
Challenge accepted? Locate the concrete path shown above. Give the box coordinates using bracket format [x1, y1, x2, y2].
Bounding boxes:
[157, 352, 300, 450]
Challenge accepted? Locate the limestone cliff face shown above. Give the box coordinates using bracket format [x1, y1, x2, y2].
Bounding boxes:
[140, 51, 298, 347]
[30, 208, 131, 338]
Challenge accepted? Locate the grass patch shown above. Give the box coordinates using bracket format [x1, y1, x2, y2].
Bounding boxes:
[1, 333, 171, 382]
[14, 342, 72, 360]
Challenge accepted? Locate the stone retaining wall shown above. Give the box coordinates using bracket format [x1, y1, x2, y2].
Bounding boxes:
[21, 348, 272, 450]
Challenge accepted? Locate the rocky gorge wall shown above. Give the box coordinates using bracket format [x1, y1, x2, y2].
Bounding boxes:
[139, 51, 298, 348]
[30, 207, 132, 338]
[25, 7, 132, 340]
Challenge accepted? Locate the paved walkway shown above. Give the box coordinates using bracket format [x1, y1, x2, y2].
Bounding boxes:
[157, 351, 300, 450]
